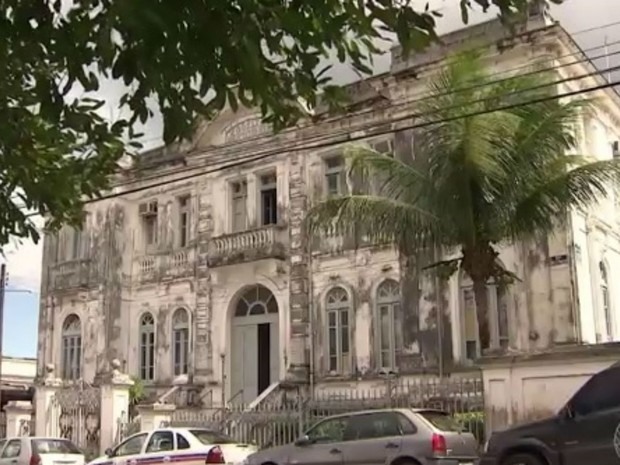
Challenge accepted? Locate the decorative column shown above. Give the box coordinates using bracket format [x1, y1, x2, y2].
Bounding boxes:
[137, 404, 176, 432]
[99, 359, 133, 455]
[4, 401, 33, 437]
[34, 364, 62, 437]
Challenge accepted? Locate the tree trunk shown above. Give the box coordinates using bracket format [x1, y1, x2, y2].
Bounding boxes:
[472, 277, 491, 353]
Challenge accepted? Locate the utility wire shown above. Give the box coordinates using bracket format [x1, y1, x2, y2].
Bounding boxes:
[72, 70, 620, 206]
[9, 25, 620, 216]
[12, 59, 620, 220]
[79, 59, 620, 197]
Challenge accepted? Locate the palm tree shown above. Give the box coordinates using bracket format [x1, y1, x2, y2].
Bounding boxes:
[305, 50, 620, 353]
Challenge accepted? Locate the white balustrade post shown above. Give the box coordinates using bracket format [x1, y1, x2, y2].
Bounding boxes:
[136, 404, 176, 432]
[34, 364, 63, 437]
[99, 359, 134, 456]
[4, 401, 33, 437]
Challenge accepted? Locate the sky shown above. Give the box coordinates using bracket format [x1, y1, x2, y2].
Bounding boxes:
[2, 0, 619, 359]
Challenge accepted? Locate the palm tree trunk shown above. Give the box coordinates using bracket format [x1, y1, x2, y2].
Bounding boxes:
[472, 278, 491, 353]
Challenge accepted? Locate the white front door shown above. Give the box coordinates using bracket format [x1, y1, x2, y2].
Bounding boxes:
[231, 313, 279, 404]
[231, 323, 258, 403]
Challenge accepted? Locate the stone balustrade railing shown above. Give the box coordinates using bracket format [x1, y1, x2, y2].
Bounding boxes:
[208, 225, 287, 266]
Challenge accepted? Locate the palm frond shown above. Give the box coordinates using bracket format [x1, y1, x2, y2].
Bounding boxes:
[304, 195, 439, 253]
[345, 145, 428, 202]
[507, 158, 620, 240]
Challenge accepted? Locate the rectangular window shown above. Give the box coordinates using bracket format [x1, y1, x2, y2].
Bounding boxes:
[173, 328, 189, 376]
[139, 201, 158, 247]
[70, 228, 81, 260]
[379, 303, 397, 370]
[140, 330, 155, 381]
[62, 335, 81, 380]
[231, 180, 248, 232]
[327, 310, 350, 373]
[324, 156, 347, 196]
[260, 173, 278, 226]
[462, 288, 478, 360]
[178, 195, 191, 247]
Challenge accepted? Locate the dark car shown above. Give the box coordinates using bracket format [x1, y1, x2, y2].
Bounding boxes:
[481, 361, 620, 465]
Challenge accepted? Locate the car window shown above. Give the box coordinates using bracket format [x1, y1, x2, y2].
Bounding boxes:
[176, 434, 191, 450]
[345, 413, 402, 440]
[306, 417, 349, 444]
[570, 366, 620, 416]
[396, 413, 417, 435]
[189, 430, 235, 445]
[32, 439, 81, 454]
[114, 433, 148, 457]
[146, 431, 174, 453]
[418, 411, 463, 432]
[0, 440, 7, 455]
[2, 440, 21, 459]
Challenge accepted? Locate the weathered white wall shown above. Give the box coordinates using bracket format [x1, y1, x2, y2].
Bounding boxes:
[481, 345, 620, 434]
[36, 21, 620, 407]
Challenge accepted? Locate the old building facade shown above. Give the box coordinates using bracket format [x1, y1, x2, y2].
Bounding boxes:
[37, 15, 620, 406]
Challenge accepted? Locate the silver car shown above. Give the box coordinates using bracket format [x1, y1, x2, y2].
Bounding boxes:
[245, 408, 479, 465]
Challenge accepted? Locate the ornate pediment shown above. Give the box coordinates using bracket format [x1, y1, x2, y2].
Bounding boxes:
[222, 115, 271, 143]
[191, 106, 273, 150]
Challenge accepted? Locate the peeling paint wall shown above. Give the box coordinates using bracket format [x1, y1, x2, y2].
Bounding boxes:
[35, 21, 620, 404]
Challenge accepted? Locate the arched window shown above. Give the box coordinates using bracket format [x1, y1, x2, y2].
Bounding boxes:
[235, 284, 278, 317]
[460, 273, 510, 360]
[61, 314, 82, 380]
[172, 309, 190, 376]
[325, 287, 351, 374]
[376, 280, 399, 371]
[600, 262, 612, 340]
[139, 313, 155, 381]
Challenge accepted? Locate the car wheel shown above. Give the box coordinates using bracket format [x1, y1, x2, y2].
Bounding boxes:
[502, 453, 545, 465]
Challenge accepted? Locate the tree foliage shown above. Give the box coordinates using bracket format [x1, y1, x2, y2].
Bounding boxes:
[305, 50, 616, 350]
[0, 0, 562, 249]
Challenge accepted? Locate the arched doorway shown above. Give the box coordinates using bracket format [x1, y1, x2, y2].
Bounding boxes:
[230, 284, 280, 404]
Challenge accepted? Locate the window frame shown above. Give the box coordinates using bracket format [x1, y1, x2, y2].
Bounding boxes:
[325, 287, 352, 374]
[178, 195, 191, 248]
[230, 179, 248, 233]
[172, 308, 190, 376]
[139, 313, 156, 382]
[259, 172, 278, 226]
[599, 261, 613, 340]
[61, 314, 82, 381]
[460, 273, 511, 360]
[376, 280, 399, 371]
[324, 155, 347, 197]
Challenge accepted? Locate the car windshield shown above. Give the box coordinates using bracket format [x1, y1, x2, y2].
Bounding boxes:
[32, 439, 81, 454]
[189, 430, 235, 445]
[418, 411, 463, 432]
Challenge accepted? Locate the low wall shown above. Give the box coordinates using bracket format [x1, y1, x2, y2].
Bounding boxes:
[480, 343, 620, 436]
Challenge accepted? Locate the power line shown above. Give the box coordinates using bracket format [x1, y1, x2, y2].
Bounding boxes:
[8, 24, 620, 215]
[73, 71, 620, 205]
[57, 50, 617, 210]
[11, 58, 620, 221]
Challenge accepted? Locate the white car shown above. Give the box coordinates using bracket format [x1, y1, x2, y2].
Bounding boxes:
[0, 437, 84, 465]
[88, 427, 257, 465]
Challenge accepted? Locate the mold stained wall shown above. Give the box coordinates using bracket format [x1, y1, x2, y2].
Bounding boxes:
[37, 22, 620, 388]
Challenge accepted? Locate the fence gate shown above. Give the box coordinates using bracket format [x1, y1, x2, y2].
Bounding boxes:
[51, 385, 101, 459]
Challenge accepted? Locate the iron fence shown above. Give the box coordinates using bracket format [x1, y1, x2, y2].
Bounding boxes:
[167, 376, 484, 449]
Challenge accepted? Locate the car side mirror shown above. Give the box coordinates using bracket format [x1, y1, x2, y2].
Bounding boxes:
[105, 448, 114, 457]
[294, 435, 312, 447]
